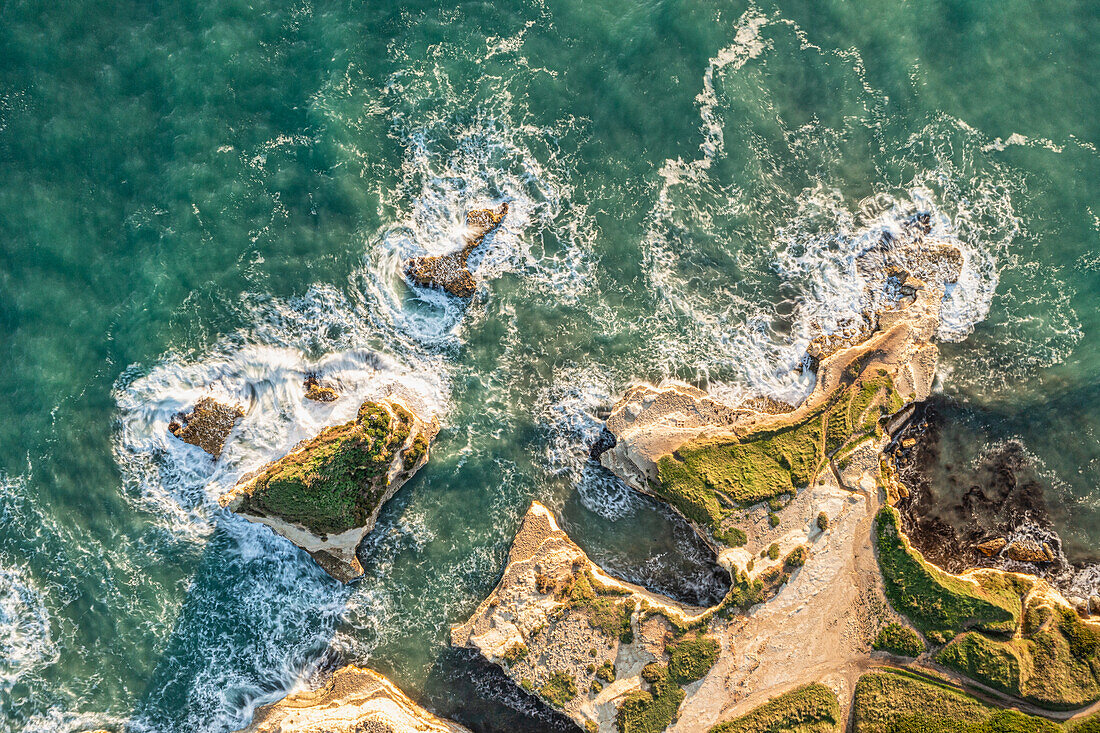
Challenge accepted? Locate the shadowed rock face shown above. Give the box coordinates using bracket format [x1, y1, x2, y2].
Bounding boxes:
[404, 203, 508, 297]
[167, 397, 244, 459]
[235, 666, 470, 733]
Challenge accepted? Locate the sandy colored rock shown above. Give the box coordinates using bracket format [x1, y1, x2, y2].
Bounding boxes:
[235, 665, 469, 733]
[219, 397, 438, 582]
[404, 203, 508, 297]
[1005, 540, 1055, 563]
[975, 538, 1007, 557]
[303, 375, 338, 403]
[168, 397, 244, 459]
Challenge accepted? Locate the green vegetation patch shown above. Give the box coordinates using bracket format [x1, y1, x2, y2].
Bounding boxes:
[874, 507, 1022, 643]
[937, 606, 1100, 710]
[709, 683, 840, 733]
[873, 623, 925, 657]
[539, 671, 577, 707]
[503, 642, 528, 666]
[653, 372, 898, 546]
[667, 634, 720, 685]
[596, 661, 616, 683]
[566, 570, 635, 643]
[852, 667, 1060, 733]
[617, 664, 686, 733]
[240, 400, 414, 535]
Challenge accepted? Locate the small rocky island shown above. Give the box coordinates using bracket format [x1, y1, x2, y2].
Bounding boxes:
[452, 218, 1100, 732]
[404, 203, 508, 297]
[219, 397, 437, 582]
[234, 665, 469, 733]
[168, 397, 245, 459]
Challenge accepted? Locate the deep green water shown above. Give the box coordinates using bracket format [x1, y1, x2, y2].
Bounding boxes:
[1, 1, 1098, 730]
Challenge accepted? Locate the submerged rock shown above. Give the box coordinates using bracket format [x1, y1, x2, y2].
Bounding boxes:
[167, 397, 244, 459]
[219, 397, 437, 582]
[303, 375, 338, 403]
[403, 203, 508, 297]
[235, 665, 469, 733]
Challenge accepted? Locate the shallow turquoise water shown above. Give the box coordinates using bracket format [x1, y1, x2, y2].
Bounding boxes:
[1, 1, 1098, 730]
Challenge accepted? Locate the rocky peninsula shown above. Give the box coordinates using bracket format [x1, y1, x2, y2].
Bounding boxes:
[219, 397, 438, 582]
[453, 218, 1100, 731]
[234, 665, 469, 733]
[404, 203, 508, 297]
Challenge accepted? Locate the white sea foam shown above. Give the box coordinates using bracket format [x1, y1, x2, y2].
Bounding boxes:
[353, 38, 595, 345]
[113, 288, 449, 540]
[0, 564, 56, 696]
[539, 369, 641, 521]
[642, 9, 1031, 405]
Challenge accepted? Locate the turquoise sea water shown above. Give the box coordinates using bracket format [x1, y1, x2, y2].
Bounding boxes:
[1, 1, 1098, 730]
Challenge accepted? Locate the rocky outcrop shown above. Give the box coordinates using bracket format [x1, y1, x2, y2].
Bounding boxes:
[599, 219, 956, 507]
[168, 397, 244, 459]
[403, 203, 508, 297]
[451, 219, 1100, 729]
[454, 441, 890, 732]
[303, 375, 338, 403]
[219, 397, 437, 582]
[975, 538, 1008, 557]
[235, 665, 469, 733]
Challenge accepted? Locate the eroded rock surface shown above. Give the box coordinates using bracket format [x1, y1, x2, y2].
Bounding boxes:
[235, 665, 469, 733]
[404, 203, 508, 297]
[455, 224, 1100, 729]
[168, 397, 244, 459]
[220, 397, 437, 582]
[303, 375, 338, 403]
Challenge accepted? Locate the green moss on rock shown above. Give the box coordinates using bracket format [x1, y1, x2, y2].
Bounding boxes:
[667, 634, 720, 685]
[238, 399, 418, 536]
[653, 373, 898, 546]
[539, 671, 577, 707]
[616, 664, 685, 733]
[852, 667, 1060, 733]
[937, 605, 1100, 710]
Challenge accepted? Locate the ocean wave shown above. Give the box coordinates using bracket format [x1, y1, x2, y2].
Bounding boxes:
[640, 9, 1045, 404]
[113, 286, 449, 540]
[0, 564, 56, 697]
[351, 32, 595, 345]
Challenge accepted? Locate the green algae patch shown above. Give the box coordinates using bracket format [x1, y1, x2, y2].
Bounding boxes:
[238, 400, 415, 536]
[654, 372, 899, 544]
[852, 667, 1060, 733]
[874, 506, 1022, 643]
[937, 605, 1100, 710]
[709, 683, 840, 733]
[873, 623, 925, 657]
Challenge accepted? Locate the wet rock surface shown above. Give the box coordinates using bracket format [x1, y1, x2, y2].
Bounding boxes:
[404, 203, 508, 297]
[167, 397, 244, 459]
[303, 375, 338, 403]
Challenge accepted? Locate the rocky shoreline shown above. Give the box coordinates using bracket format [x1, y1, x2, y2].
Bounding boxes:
[888, 396, 1100, 617]
[154, 212, 1100, 732]
[233, 665, 470, 733]
[449, 219, 1100, 731]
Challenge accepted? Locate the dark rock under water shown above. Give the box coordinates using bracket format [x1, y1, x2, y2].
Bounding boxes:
[889, 396, 1098, 602]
